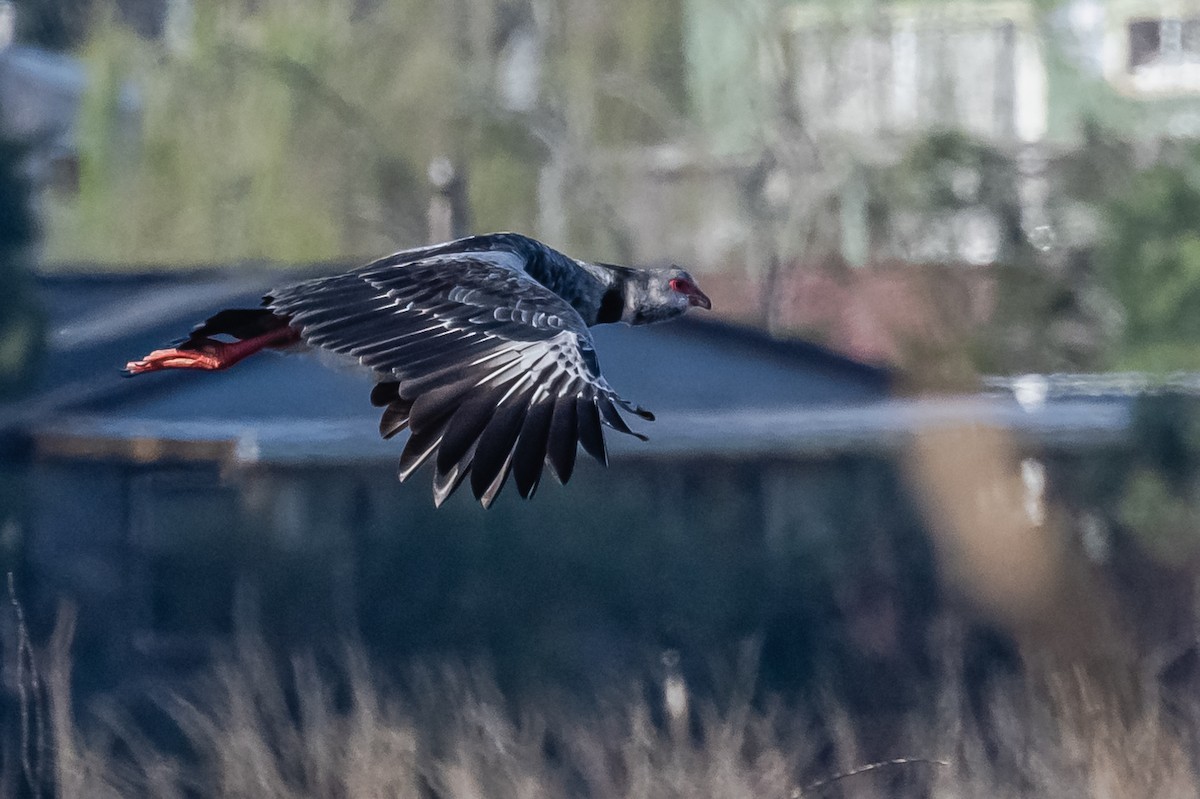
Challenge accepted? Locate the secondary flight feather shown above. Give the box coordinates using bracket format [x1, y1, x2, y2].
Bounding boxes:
[125, 233, 712, 507]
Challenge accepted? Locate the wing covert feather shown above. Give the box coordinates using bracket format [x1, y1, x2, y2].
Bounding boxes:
[267, 250, 649, 506]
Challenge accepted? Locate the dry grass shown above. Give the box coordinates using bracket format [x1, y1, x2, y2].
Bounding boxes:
[4, 609, 1200, 799]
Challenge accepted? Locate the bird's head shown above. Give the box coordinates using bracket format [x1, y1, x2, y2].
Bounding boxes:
[665, 266, 712, 311]
[622, 265, 711, 325]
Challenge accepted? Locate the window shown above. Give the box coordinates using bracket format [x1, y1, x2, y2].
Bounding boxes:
[1129, 19, 1161, 69]
[786, 8, 1043, 142]
[1128, 17, 1200, 70]
[1122, 16, 1200, 94]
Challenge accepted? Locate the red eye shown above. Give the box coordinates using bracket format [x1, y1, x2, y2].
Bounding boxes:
[669, 278, 688, 293]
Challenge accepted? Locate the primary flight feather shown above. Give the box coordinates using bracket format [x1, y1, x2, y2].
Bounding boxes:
[125, 233, 712, 507]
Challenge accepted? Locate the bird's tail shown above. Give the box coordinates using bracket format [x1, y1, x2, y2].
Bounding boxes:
[124, 308, 300, 376]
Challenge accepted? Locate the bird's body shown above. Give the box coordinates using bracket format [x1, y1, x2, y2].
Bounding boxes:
[126, 233, 711, 507]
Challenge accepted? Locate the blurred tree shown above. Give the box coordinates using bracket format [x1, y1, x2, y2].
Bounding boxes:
[0, 134, 41, 634]
[0, 137, 43, 399]
[518, 0, 688, 258]
[1096, 143, 1200, 371]
[690, 0, 1140, 374]
[864, 129, 1123, 376]
[47, 0, 689, 266]
[53, 0, 457, 264]
[726, 0, 845, 333]
[1057, 394, 1200, 571]
[15, 0, 94, 49]
[16, 0, 173, 48]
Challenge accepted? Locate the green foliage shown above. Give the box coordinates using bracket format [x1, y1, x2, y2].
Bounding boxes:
[1057, 394, 1200, 568]
[885, 131, 1020, 218]
[866, 126, 1145, 375]
[1118, 467, 1200, 564]
[0, 137, 43, 399]
[871, 131, 1101, 374]
[1097, 149, 1200, 370]
[1111, 397, 1200, 563]
[0, 140, 36, 250]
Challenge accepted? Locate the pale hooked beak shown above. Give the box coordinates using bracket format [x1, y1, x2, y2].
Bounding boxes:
[687, 286, 712, 310]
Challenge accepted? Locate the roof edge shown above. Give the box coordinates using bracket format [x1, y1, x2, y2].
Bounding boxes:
[664, 316, 893, 389]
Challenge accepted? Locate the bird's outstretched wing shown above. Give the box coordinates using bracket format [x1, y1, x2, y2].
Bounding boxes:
[267, 251, 652, 507]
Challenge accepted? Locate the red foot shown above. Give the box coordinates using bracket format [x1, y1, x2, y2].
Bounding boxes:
[125, 347, 224, 375]
[124, 326, 300, 376]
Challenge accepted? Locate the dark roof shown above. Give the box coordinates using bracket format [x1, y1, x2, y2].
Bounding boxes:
[11, 269, 284, 422]
[6, 267, 894, 462]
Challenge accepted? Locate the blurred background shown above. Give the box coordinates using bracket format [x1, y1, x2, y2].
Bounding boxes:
[6, 0, 1200, 795]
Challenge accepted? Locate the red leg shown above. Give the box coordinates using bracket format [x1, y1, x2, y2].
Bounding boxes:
[125, 326, 300, 375]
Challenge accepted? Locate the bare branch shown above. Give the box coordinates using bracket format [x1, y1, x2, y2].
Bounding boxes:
[8, 571, 41, 797]
[794, 756, 950, 797]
